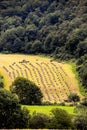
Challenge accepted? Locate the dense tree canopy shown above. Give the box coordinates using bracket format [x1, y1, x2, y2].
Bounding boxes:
[0, 89, 30, 129]
[10, 77, 43, 105]
[0, 0, 87, 90]
[0, 0, 87, 55]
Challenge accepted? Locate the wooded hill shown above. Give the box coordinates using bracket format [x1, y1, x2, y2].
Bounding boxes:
[0, 0, 87, 91]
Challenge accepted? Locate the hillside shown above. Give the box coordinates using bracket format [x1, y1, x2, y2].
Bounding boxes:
[0, 1, 87, 129]
[0, 54, 80, 102]
[0, 0, 87, 91]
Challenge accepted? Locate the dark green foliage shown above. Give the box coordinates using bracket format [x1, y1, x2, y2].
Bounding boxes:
[0, 0, 87, 55]
[44, 33, 53, 53]
[68, 93, 80, 103]
[77, 55, 87, 90]
[10, 77, 43, 105]
[48, 108, 73, 129]
[0, 75, 4, 88]
[76, 39, 87, 58]
[31, 40, 43, 53]
[74, 114, 87, 130]
[74, 105, 87, 130]
[29, 113, 50, 129]
[0, 0, 87, 90]
[66, 28, 87, 55]
[0, 89, 30, 129]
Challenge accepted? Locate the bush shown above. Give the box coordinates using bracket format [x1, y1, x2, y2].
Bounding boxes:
[42, 101, 52, 105]
[29, 113, 50, 129]
[0, 75, 4, 88]
[0, 82, 4, 88]
[68, 93, 80, 104]
[49, 108, 73, 129]
[74, 106, 87, 130]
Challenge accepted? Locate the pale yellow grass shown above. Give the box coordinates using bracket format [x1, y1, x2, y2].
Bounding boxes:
[0, 54, 81, 102]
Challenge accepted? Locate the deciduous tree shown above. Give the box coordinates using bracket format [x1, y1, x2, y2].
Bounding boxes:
[10, 77, 43, 105]
[0, 89, 30, 129]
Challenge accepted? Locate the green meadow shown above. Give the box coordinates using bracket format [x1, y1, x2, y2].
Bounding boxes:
[22, 105, 75, 115]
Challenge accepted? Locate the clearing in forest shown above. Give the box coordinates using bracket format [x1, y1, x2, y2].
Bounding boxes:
[0, 54, 80, 102]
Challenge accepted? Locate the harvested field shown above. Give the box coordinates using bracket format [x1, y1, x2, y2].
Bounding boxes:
[0, 54, 80, 102]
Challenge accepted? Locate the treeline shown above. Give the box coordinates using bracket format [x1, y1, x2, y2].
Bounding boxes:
[0, 77, 87, 129]
[0, 88, 82, 129]
[0, 0, 87, 90]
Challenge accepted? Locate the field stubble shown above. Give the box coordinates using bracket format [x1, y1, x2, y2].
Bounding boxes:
[0, 54, 80, 102]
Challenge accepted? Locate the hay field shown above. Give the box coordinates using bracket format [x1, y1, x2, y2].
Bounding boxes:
[0, 54, 80, 102]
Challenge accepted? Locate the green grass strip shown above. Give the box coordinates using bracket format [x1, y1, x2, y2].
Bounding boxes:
[68, 61, 87, 96]
[22, 105, 75, 115]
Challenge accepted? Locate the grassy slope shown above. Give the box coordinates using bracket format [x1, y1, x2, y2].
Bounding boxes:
[68, 61, 87, 96]
[22, 105, 75, 115]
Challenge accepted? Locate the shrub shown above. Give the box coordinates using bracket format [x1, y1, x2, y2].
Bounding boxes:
[42, 101, 53, 105]
[49, 108, 73, 129]
[68, 93, 80, 104]
[74, 106, 87, 130]
[29, 113, 50, 129]
[0, 75, 4, 88]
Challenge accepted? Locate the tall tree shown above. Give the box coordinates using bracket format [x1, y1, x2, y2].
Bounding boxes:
[10, 77, 43, 105]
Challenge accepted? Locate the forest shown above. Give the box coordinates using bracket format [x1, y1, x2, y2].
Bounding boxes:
[0, 0, 87, 91]
[0, 0, 87, 129]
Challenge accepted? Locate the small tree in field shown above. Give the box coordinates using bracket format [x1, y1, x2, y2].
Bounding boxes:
[68, 93, 80, 104]
[10, 77, 43, 105]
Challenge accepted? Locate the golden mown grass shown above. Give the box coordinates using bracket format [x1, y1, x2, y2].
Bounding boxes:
[0, 54, 80, 102]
